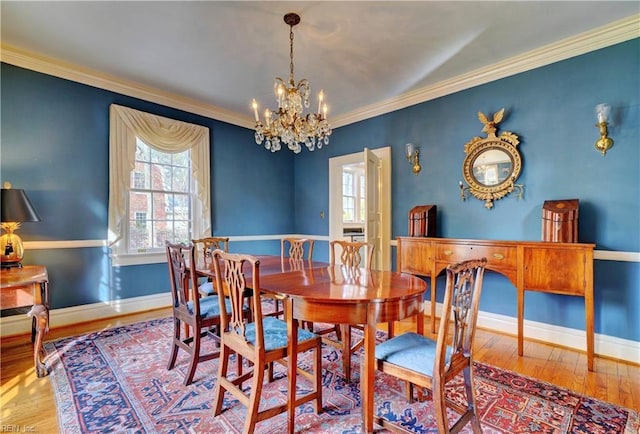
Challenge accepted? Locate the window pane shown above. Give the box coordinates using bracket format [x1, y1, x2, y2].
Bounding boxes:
[131, 162, 149, 189]
[136, 139, 150, 161]
[154, 220, 172, 247]
[343, 197, 354, 221]
[343, 172, 354, 195]
[128, 219, 150, 251]
[172, 152, 189, 167]
[150, 147, 171, 165]
[173, 220, 190, 245]
[153, 192, 169, 220]
[173, 166, 189, 192]
[129, 191, 151, 219]
[148, 163, 166, 190]
[173, 194, 190, 221]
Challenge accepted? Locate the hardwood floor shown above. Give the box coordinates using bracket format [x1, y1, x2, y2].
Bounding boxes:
[1, 308, 638, 432]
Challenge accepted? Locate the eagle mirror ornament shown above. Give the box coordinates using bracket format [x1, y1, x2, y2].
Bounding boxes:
[459, 108, 524, 209]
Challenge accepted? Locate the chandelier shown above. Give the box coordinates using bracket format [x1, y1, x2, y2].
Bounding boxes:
[251, 13, 331, 154]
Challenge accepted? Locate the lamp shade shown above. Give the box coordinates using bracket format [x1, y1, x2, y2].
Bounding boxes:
[1, 188, 41, 223]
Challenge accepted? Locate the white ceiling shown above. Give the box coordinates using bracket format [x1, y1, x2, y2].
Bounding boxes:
[2, 2, 639, 128]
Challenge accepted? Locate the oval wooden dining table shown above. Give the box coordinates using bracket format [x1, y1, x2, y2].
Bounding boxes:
[258, 263, 427, 434]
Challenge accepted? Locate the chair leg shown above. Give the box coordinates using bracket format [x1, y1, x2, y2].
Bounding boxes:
[167, 319, 180, 370]
[183, 326, 201, 386]
[213, 344, 231, 416]
[432, 380, 449, 433]
[463, 366, 482, 434]
[244, 360, 265, 434]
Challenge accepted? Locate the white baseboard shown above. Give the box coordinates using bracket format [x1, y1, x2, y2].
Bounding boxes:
[0, 292, 172, 337]
[425, 301, 639, 365]
[2, 294, 637, 365]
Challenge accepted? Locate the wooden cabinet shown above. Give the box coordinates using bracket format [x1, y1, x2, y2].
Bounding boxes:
[397, 237, 595, 371]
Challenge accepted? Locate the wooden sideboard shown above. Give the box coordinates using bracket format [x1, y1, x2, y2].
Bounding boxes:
[0, 265, 50, 377]
[397, 237, 595, 371]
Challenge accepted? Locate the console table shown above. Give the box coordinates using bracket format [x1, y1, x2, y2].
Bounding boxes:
[0, 265, 50, 377]
[397, 237, 595, 371]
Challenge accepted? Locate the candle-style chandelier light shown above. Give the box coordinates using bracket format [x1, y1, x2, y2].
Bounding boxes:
[251, 12, 331, 154]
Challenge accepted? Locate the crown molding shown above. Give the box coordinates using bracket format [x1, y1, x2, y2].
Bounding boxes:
[331, 14, 640, 128]
[0, 45, 255, 129]
[1, 14, 638, 130]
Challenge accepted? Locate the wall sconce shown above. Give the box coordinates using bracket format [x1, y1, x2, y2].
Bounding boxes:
[405, 143, 421, 175]
[594, 103, 614, 156]
[1, 182, 42, 268]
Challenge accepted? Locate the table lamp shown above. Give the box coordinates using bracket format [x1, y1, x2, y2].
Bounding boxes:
[1, 182, 41, 268]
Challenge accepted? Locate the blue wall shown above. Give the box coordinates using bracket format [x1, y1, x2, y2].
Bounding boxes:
[294, 39, 640, 342]
[1, 38, 638, 343]
[1, 63, 294, 309]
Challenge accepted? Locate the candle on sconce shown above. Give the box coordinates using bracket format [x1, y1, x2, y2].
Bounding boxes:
[277, 86, 284, 108]
[265, 109, 272, 127]
[322, 103, 328, 119]
[317, 90, 324, 114]
[252, 99, 259, 122]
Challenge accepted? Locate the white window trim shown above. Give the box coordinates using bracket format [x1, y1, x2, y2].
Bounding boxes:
[108, 104, 211, 266]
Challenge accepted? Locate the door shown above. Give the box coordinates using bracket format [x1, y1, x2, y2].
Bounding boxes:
[329, 146, 391, 270]
[364, 148, 382, 269]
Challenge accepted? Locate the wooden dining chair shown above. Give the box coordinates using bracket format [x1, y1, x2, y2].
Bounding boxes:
[281, 237, 314, 262]
[165, 242, 225, 386]
[270, 237, 315, 318]
[192, 236, 230, 296]
[325, 239, 375, 382]
[375, 258, 487, 433]
[211, 250, 323, 434]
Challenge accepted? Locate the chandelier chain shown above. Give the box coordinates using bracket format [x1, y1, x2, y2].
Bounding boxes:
[289, 24, 295, 85]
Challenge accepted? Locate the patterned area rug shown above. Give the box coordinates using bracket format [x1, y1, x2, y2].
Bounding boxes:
[44, 317, 638, 433]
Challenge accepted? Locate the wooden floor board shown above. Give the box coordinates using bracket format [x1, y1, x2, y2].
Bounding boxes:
[1, 308, 638, 432]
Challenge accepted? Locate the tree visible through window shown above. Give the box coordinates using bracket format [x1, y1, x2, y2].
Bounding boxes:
[128, 139, 191, 252]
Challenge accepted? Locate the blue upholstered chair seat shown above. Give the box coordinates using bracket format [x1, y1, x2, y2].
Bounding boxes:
[375, 332, 452, 377]
[187, 296, 232, 319]
[199, 281, 214, 295]
[238, 316, 318, 352]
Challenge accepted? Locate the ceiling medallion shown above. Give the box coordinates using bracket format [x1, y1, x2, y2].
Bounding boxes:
[251, 13, 331, 154]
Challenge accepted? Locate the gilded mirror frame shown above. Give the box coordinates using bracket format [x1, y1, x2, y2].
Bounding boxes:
[460, 108, 524, 209]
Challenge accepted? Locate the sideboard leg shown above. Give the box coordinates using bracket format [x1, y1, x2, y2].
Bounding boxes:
[28, 305, 50, 378]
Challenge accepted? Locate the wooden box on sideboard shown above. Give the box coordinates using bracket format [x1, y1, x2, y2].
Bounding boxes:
[542, 199, 579, 243]
[408, 205, 436, 237]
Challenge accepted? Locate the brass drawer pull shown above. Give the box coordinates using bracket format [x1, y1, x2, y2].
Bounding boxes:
[493, 253, 505, 260]
[443, 249, 453, 256]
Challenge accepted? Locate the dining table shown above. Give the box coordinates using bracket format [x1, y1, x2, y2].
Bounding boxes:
[194, 254, 427, 433]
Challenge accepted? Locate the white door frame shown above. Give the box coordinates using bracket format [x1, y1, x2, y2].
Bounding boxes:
[329, 146, 391, 270]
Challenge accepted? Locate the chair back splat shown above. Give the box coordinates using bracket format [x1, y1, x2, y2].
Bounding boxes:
[329, 239, 374, 269]
[211, 250, 323, 434]
[375, 258, 487, 434]
[281, 237, 314, 261]
[192, 236, 230, 296]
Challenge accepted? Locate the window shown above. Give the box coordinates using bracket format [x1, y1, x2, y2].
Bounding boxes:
[342, 164, 365, 224]
[108, 104, 210, 266]
[129, 139, 192, 252]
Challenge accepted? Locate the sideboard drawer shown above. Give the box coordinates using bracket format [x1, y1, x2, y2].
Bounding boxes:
[398, 239, 432, 275]
[435, 243, 517, 270]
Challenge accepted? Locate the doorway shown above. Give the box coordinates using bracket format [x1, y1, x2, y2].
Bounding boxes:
[329, 146, 391, 270]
